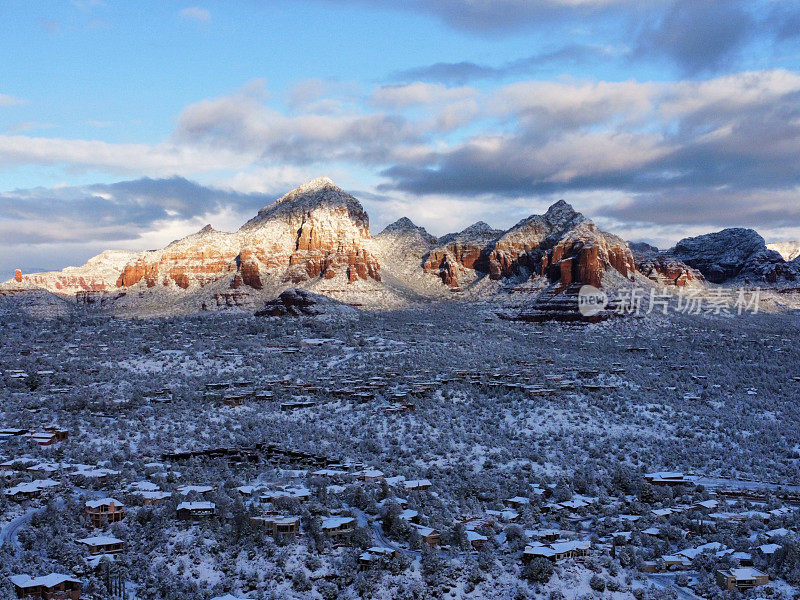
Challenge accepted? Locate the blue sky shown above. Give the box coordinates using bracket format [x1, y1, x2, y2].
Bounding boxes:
[1, 0, 800, 276]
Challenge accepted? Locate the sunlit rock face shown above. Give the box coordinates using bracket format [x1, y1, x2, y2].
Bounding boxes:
[12, 177, 382, 299]
[422, 200, 634, 289]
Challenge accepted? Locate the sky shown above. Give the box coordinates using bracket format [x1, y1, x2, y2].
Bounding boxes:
[1, 0, 799, 277]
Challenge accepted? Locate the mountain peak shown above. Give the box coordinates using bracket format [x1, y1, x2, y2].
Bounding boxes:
[383, 217, 417, 231]
[377, 217, 437, 245]
[462, 221, 494, 234]
[243, 176, 368, 233]
[543, 199, 583, 226]
[281, 176, 337, 199]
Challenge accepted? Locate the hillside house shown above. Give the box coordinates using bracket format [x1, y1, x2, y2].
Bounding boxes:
[85, 498, 125, 527]
[716, 568, 769, 591]
[466, 529, 488, 550]
[404, 479, 432, 492]
[411, 523, 441, 546]
[76, 535, 125, 555]
[321, 516, 355, 538]
[5, 479, 60, 501]
[9, 573, 81, 600]
[139, 490, 172, 505]
[250, 514, 300, 538]
[177, 501, 216, 520]
[505, 496, 530, 509]
[359, 546, 399, 567]
[523, 540, 591, 563]
[43, 426, 68, 441]
[645, 472, 693, 486]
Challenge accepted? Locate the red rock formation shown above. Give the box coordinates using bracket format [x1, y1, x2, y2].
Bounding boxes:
[423, 252, 461, 287]
[22, 274, 109, 291]
[630, 243, 704, 287]
[639, 258, 703, 286]
[423, 202, 634, 289]
[238, 250, 263, 289]
[117, 259, 160, 288]
[14, 269, 22, 282]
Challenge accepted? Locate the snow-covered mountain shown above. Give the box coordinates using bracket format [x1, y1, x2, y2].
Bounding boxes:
[423, 200, 634, 289]
[6, 176, 800, 315]
[767, 241, 800, 262]
[670, 228, 799, 284]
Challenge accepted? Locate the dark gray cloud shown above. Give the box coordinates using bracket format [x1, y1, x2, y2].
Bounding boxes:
[393, 45, 615, 85]
[634, 0, 800, 75]
[596, 189, 800, 229]
[766, 5, 800, 41]
[378, 73, 800, 231]
[316, 0, 651, 34]
[636, 0, 754, 74]
[174, 89, 422, 166]
[0, 176, 273, 244]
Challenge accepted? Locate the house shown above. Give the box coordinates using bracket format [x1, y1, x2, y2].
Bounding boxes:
[662, 555, 692, 570]
[250, 514, 300, 537]
[43, 426, 68, 442]
[359, 546, 399, 567]
[76, 535, 125, 555]
[466, 529, 488, 550]
[260, 485, 311, 503]
[5, 479, 60, 501]
[176, 501, 216, 520]
[177, 484, 213, 496]
[404, 479, 432, 492]
[22, 432, 58, 446]
[757, 543, 782, 556]
[523, 540, 591, 562]
[85, 498, 125, 527]
[139, 490, 172, 505]
[678, 541, 725, 560]
[528, 528, 561, 543]
[321, 516, 355, 538]
[399, 509, 420, 524]
[356, 468, 385, 482]
[505, 496, 530, 509]
[9, 573, 81, 600]
[411, 523, 440, 546]
[644, 472, 693, 486]
[716, 568, 769, 591]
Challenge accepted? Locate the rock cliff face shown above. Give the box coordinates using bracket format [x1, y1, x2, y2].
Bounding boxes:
[237, 177, 381, 285]
[630, 243, 704, 287]
[422, 200, 634, 289]
[16, 250, 140, 293]
[424, 222, 504, 287]
[671, 228, 798, 284]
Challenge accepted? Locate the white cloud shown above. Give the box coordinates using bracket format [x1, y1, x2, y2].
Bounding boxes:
[371, 82, 477, 109]
[0, 93, 23, 107]
[0, 135, 251, 175]
[179, 6, 210, 22]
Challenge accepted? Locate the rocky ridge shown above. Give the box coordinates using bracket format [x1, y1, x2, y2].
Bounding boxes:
[422, 200, 635, 289]
[7, 177, 800, 317]
[670, 228, 799, 284]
